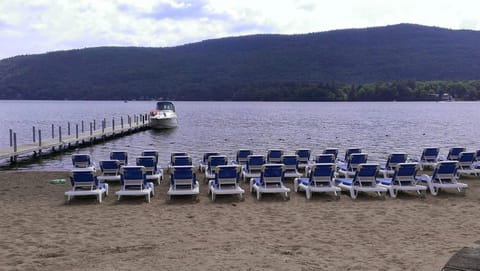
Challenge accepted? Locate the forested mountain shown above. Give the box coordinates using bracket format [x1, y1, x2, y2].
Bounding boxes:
[1, 23, 480, 101]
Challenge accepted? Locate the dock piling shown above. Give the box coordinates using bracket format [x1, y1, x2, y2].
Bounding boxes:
[51, 124, 54, 139]
[33, 126, 36, 143]
[59, 126, 62, 143]
[9, 129, 13, 147]
[13, 133, 17, 152]
[38, 130, 42, 147]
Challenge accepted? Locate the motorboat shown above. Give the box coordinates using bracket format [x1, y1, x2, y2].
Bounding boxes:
[149, 101, 178, 129]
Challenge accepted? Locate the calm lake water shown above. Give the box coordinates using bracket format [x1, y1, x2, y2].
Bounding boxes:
[1, 100, 479, 170]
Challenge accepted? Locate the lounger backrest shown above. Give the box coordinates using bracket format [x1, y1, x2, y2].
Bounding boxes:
[208, 155, 228, 168]
[323, 148, 339, 160]
[457, 152, 475, 168]
[171, 166, 196, 188]
[310, 163, 335, 186]
[170, 152, 188, 163]
[447, 147, 466, 160]
[281, 155, 298, 170]
[353, 164, 379, 186]
[236, 149, 253, 164]
[476, 150, 480, 161]
[246, 155, 266, 171]
[295, 149, 311, 163]
[432, 161, 458, 183]
[314, 154, 335, 164]
[136, 156, 157, 174]
[344, 148, 362, 161]
[215, 165, 240, 186]
[260, 164, 285, 185]
[267, 149, 284, 163]
[70, 169, 98, 189]
[172, 155, 193, 166]
[99, 160, 121, 175]
[120, 166, 148, 190]
[203, 152, 220, 163]
[347, 153, 368, 171]
[72, 154, 92, 168]
[110, 151, 128, 165]
[141, 150, 159, 163]
[421, 148, 439, 162]
[385, 153, 407, 169]
[392, 163, 418, 185]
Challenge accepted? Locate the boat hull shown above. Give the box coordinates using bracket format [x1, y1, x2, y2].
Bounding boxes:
[150, 115, 177, 129]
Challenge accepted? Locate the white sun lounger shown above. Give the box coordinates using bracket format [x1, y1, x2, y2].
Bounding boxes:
[65, 168, 108, 203]
[250, 164, 290, 200]
[115, 166, 154, 203]
[294, 163, 340, 199]
[335, 163, 387, 199]
[167, 166, 200, 200]
[417, 161, 468, 196]
[208, 165, 244, 201]
[97, 160, 122, 182]
[376, 163, 427, 197]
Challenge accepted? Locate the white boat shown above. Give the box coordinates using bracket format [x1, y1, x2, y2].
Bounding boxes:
[149, 101, 178, 129]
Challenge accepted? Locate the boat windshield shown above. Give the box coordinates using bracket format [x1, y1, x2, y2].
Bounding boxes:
[156, 102, 175, 111]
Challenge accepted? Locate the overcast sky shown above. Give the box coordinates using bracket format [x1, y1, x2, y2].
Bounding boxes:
[0, 0, 479, 60]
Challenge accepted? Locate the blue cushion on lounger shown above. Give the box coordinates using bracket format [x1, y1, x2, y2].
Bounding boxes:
[298, 178, 309, 186]
[376, 178, 392, 185]
[337, 178, 353, 185]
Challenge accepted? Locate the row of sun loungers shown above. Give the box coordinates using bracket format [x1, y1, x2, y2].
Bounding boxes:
[66, 147, 475, 203]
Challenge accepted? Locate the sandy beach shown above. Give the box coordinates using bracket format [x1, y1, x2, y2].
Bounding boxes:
[0, 170, 479, 271]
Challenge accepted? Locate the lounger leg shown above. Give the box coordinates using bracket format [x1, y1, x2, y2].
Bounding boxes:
[104, 183, 109, 196]
[350, 188, 357, 199]
[293, 179, 299, 192]
[388, 188, 396, 198]
[98, 193, 102, 203]
[256, 190, 261, 200]
[428, 183, 438, 196]
[306, 189, 311, 200]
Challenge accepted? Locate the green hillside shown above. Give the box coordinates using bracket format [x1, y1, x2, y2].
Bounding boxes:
[1, 23, 480, 100]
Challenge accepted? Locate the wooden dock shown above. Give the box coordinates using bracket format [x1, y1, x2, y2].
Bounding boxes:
[0, 114, 150, 163]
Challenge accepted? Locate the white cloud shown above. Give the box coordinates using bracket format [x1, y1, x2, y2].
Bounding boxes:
[0, 0, 479, 59]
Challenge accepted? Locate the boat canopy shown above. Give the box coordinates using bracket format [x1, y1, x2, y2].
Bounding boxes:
[156, 101, 175, 111]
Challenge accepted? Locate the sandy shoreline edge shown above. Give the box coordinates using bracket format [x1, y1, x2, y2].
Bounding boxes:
[1, 170, 479, 271]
